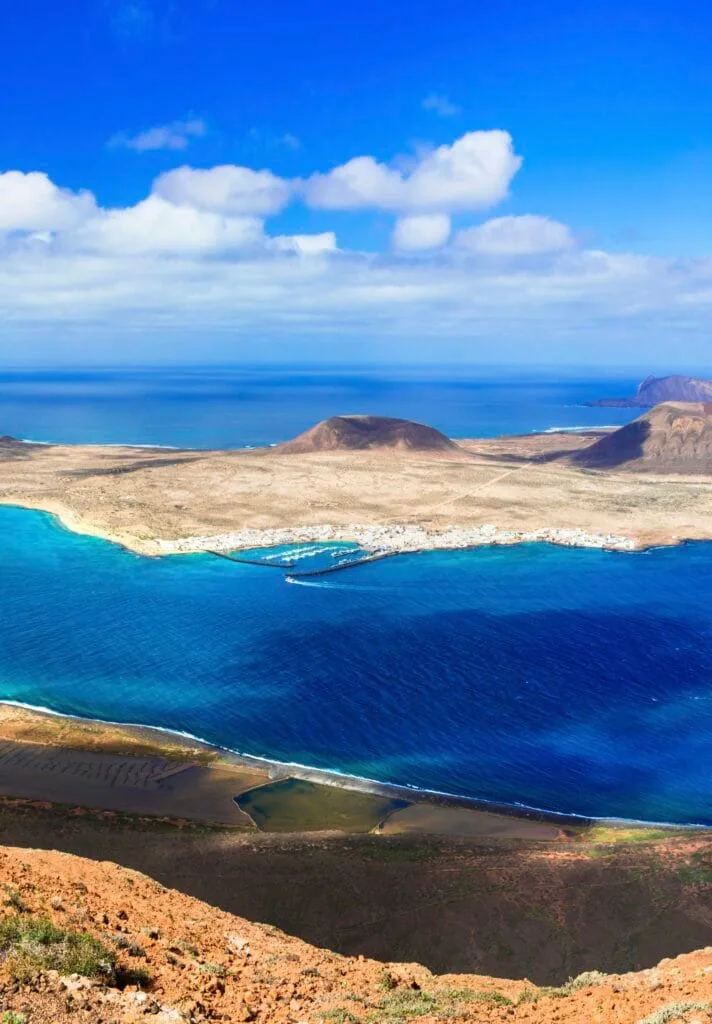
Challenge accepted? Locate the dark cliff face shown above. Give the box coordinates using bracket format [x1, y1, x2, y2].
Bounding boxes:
[587, 374, 712, 408]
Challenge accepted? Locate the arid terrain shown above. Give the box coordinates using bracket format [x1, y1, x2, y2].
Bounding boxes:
[575, 403, 712, 472]
[0, 835, 712, 1022]
[1, 409, 712, 554]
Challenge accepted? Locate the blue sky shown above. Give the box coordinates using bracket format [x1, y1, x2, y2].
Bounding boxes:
[1, 0, 711, 365]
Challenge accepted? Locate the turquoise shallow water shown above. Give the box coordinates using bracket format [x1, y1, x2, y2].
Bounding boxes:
[1, 505, 712, 824]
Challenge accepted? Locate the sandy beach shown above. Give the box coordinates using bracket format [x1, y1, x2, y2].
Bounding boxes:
[0, 703, 572, 840]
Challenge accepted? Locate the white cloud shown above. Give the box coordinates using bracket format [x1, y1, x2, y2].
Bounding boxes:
[154, 164, 291, 215]
[73, 195, 263, 256]
[0, 171, 97, 233]
[303, 131, 522, 212]
[109, 119, 207, 153]
[1, 149, 711, 362]
[422, 93, 461, 117]
[271, 232, 337, 255]
[392, 214, 451, 251]
[456, 215, 575, 256]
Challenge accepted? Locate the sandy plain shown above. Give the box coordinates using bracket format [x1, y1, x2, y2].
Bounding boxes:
[1, 430, 711, 554]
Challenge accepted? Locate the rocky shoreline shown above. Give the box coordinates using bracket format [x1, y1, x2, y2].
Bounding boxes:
[155, 522, 640, 556]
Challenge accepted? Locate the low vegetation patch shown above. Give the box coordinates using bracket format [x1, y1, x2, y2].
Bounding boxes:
[2, 888, 28, 914]
[319, 1011, 360, 1024]
[368, 987, 514, 1019]
[0, 913, 116, 983]
[582, 827, 687, 845]
[636, 1002, 712, 1024]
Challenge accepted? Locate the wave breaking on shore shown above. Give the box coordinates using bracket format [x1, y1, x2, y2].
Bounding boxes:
[1, 699, 703, 831]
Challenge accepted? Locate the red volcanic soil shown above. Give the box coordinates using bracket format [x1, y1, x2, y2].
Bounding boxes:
[2, 843, 712, 1023]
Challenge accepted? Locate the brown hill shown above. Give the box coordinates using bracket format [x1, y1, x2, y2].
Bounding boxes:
[588, 373, 712, 408]
[574, 401, 712, 472]
[277, 415, 457, 453]
[2, 844, 712, 1024]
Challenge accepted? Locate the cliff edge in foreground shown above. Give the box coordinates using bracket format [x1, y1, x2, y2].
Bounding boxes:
[0, 845, 711, 1023]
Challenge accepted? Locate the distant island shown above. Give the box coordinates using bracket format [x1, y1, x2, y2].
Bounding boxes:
[587, 373, 712, 407]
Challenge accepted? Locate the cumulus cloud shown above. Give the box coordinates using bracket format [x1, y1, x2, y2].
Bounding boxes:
[154, 164, 291, 215]
[422, 93, 461, 117]
[303, 131, 521, 212]
[0, 171, 97, 233]
[109, 119, 207, 153]
[1, 144, 710, 361]
[73, 195, 264, 255]
[456, 215, 575, 255]
[392, 214, 451, 251]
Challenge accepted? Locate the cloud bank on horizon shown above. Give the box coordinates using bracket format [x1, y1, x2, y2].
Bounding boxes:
[1, 127, 711, 363]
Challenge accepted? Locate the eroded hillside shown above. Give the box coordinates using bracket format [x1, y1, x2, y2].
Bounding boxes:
[0, 845, 711, 1023]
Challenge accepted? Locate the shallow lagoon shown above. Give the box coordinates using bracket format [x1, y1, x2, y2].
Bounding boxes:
[1, 505, 712, 824]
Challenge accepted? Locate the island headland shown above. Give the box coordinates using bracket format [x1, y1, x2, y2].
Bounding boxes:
[587, 372, 712, 407]
[1, 406, 712, 556]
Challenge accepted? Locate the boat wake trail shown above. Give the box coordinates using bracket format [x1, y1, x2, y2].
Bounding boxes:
[285, 577, 389, 591]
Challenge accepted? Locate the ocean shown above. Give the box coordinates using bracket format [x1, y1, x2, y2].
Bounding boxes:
[1, 506, 712, 825]
[0, 366, 639, 447]
[2, 365, 708, 825]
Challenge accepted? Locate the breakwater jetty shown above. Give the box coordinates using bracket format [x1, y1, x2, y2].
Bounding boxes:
[285, 550, 396, 580]
[208, 550, 296, 569]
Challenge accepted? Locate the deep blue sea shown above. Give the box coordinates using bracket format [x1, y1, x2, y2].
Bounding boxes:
[2, 506, 712, 825]
[1, 366, 710, 825]
[0, 366, 639, 447]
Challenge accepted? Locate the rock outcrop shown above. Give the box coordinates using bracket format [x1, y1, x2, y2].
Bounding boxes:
[588, 374, 712, 407]
[574, 401, 712, 471]
[276, 415, 457, 453]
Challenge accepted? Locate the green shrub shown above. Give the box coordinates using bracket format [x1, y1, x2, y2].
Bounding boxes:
[199, 961, 228, 978]
[376, 990, 437, 1017]
[563, 970, 609, 993]
[636, 1003, 712, 1024]
[516, 987, 539, 1004]
[0, 914, 116, 983]
[2, 888, 28, 914]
